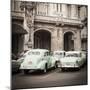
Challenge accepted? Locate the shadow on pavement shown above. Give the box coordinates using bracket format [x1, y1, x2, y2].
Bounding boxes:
[21, 67, 57, 76]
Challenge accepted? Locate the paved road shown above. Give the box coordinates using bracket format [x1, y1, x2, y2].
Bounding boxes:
[12, 65, 87, 90]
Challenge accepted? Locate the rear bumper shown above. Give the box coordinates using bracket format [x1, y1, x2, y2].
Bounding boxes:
[20, 65, 43, 70]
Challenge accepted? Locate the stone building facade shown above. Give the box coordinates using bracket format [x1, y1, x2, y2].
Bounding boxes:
[11, 0, 88, 55]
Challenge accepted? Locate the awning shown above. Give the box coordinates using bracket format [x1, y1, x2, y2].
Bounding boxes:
[12, 23, 28, 34]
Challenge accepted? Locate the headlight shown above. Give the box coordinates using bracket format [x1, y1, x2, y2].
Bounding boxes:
[17, 58, 24, 64]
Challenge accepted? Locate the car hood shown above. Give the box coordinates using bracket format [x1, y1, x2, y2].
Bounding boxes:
[54, 56, 63, 60]
[60, 57, 79, 63]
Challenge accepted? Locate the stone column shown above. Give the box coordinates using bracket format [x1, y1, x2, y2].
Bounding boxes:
[48, 3, 53, 16]
[58, 27, 64, 50]
[36, 3, 39, 15]
[51, 29, 58, 51]
[74, 30, 81, 51]
[71, 5, 78, 19]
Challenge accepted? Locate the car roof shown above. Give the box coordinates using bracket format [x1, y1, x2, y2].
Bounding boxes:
[66, 51, 81, 54]
[27, 49, 49, 52]
[54, 50, 65, 53]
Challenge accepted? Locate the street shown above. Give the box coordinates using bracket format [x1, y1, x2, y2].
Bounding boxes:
[12, 65, 87, 90]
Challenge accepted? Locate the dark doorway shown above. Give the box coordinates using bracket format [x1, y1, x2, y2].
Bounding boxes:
[64, 32, 74, 51]
[12, 23, 27, 57]
[34, 30, 51, 50]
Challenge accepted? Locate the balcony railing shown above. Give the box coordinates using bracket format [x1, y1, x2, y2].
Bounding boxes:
[34, 15, 82, 25]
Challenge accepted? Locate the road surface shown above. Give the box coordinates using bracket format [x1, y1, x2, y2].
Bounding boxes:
[12, 65, 87, 89]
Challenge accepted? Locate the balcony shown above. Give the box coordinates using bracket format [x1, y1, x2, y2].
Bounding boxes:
[34, 15, 83, 26]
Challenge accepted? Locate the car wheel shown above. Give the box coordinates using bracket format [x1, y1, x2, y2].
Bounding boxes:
[55, 62, 58, 68]
[76, 67, 80, 71]
[61, 68, 65, 71]
[43, 64, 47, 73]
[24, 70, 29, 74]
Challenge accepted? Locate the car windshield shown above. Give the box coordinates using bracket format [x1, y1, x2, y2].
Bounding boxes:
[54, 53, 63, 56]
[28, 51, 40, 55]
[66, 53, 80, 57]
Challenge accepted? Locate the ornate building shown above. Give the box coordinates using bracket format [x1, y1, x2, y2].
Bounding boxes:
[11, 0, 88, 55]
[11, 0, 28, 56]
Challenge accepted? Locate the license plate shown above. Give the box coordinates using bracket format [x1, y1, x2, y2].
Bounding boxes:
[28, 61, 32, 64]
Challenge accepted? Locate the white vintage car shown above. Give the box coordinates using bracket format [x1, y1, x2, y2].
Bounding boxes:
[20, 49, 58, 74]
[53, 51, 65, 67]
[53, 51, 65, 60]
[59, 51, 86, 70]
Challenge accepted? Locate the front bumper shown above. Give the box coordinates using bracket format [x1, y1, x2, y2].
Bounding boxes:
[60, 63, 79, 68]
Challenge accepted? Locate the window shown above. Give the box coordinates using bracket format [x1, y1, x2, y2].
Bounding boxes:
[67, 4, 71, 17]
[60, 4, 62, 12]
[56, 3, 62, 12]
[78, 6, 81, 18]
[37, 3, 47, 16]
[57, 4, 58, 12]
[75, 5, 78, 17]
[44, 52, 49, 56]
[28, 51, 40, 55]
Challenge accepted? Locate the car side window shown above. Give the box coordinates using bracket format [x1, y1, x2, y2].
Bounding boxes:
[44, 52, 48, 56]
[80, 53, 84, 57]
[80, 53, 82, 57]
[64, 52, 65, 57]
[82, 52, 86, 58]
[44, 53, 46, 57]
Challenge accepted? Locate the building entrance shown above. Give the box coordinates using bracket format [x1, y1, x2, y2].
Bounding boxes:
[34, 30, 51, 50]
[64, 32, 74, 51]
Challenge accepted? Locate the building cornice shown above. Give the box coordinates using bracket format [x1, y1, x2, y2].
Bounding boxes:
[34, 15, 84, 28]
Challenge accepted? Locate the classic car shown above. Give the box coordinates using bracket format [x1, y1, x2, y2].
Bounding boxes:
[20, 49, 58, 74]
[59, 51, 86, 70]
[17, 50, 29, 65]
[12, 54, 20, 73]
[12, 52, 28, 73]
[53, 51, 65, 67]
[12, 60, 20, 73]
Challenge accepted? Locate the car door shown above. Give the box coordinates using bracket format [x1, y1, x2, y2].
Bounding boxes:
[81, 52, 86, 64]
[45, 51, 51, 68]
[79, 53, 85, 66]
[48, 52, 53, 68]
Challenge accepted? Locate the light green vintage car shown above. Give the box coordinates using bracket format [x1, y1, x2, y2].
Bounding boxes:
[20, 49, 58, 74]
[53, 51, 65, 66]
[59, 51, 86, 71]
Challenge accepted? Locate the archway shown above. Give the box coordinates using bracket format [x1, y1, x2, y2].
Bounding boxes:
[12, 23, 27, 56]
[34, 30, 51, 50]
[64, 32, 74, 51]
